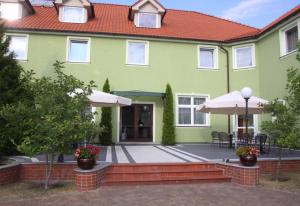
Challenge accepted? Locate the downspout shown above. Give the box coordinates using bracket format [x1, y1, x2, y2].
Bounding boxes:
[219, 45, 231, 134]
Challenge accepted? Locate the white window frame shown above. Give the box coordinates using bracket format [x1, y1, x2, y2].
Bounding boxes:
[62, 6, 85, 23]
[66, 36, 91, 63]
[137, 12, 159, 28]
[279, 20, 300, 57]
[197, 45, 218, 70]
[232, 44, 256, 70]
[5, 33, 29, 61]
[126, 40, 149, 66]
[176, 94, 210, 127]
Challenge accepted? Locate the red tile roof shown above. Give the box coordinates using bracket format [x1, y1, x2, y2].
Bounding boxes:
[3, 3, 300, 42]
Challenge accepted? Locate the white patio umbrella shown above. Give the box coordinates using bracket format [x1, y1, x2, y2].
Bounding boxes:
[196, 91, 269, 149]
[196, 91, 268, 115]
[88, 90, 132, 107]
[70, 89, 132, 107]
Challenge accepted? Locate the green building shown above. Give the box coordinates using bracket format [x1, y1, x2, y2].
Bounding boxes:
[2, 0, 299, 143]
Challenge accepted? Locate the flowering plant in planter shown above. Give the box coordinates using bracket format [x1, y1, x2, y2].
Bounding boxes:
[75, 145, 100, 159]
[236, 146, 260, 167]
[236, 146, 260, 157]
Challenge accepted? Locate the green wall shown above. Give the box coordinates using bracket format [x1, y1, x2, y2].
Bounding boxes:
[13, 24, 298, 143]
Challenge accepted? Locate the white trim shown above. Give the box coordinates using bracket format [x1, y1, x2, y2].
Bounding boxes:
[197, 45, 218, 70]
[5, 33, 29, 61]
[116, 105, 120, 143]
[175, 93, 210, 127]
[126, 40, 149, 66]
[62, 6, 85, 23]
[118, 101, 156, 143]
[232, 43, 256, 70]
[66, 36, 91, 63]
[279, 19, 300, 57]
[137, 12, 159, 28]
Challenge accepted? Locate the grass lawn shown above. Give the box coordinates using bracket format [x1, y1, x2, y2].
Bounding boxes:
[259, 171, 300, 192]
[0, 181, 75, 202]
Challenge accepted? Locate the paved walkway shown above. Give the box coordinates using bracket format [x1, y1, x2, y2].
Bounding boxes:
[33, 144, 300, 163]
[1, 183, 300, 206]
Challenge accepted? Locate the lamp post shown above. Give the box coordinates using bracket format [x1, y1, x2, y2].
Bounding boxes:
[241, 87, 252, 145]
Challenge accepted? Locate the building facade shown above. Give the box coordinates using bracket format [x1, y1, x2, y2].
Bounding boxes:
[1, 0, 299, 143]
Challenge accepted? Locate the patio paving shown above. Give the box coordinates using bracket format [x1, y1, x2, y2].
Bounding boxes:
[32, 144, 300, 164]
[1, 183, 299, 206]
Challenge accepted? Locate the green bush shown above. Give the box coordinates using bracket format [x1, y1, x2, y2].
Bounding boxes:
[162, 83, 175, 145]
[99, 78, 113, 145]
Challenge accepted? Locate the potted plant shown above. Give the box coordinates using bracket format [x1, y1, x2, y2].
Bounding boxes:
[75, 145, 100, 170]
[236, 146, 260, 166]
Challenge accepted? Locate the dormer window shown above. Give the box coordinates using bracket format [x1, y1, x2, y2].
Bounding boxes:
[0, 3, 20, 20]
[129, 0, 166, 29]
[62, 6, 85, 23]
[138, 13, 158, 28]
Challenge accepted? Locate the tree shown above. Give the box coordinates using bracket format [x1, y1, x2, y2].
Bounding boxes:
[0, 23, 33, 156]
[1, 61, 96, 189]
[261, 51, 300, 181]
[162, 83, 176, 145]
[99, 78, 112, 145]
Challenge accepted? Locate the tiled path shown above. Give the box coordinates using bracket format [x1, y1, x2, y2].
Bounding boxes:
[33, 144, 300, 163]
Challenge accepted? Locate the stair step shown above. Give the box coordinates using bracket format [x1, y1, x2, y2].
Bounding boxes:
[106, 168, 222, 175]
[103, 175, 231, 186]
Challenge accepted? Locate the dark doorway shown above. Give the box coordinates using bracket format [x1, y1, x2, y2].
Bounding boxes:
[120, 104, 153, 142]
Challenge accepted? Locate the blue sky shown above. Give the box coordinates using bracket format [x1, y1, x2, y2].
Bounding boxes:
[92, 0, 300, 28]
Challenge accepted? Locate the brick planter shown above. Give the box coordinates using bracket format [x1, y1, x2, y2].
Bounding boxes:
[74, 162, 111, 191]
[216, 162, 259, 186]
[0, 163, 20, 185]
[258, 158, 300, 175]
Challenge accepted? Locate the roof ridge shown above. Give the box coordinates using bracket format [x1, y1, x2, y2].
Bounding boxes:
[167, 8, 260, 31]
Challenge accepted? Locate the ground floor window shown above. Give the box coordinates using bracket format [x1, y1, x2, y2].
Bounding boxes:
[176, 95, 209, 126]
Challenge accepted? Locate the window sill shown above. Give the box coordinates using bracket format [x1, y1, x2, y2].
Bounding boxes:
[280, 50, 297, 59]
[66, 61, 90, 64]
[197, 68, 219, 71]
[126, 64, 150, 68]
[176, 125, 210, 128]
[233, 66, 256, 71]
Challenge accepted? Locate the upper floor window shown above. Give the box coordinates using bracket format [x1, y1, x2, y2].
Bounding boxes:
[126, 40, 149, 65]
[62, 6, 85, 23]
[280, 22, 299, 57]
[138, 13, 158, 28]
[233, 44, 255, 69]
[7, 34, 28, 60]
[198, 46, 218, 69]
[176, 95, 209, 127]
[0, 3, 19, 20]
[67, 37, 90, 63]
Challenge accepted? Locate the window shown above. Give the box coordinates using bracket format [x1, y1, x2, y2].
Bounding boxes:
[7, 35, 28, 60]
[62, 6, 85, 23]
[67, 37, 90, 63]
[0, 3, 19, 20]
[126, 41, 149, 65]
[198, 46, 218, 69]
[233, 45, 255, 69]
[138, 13, 157, 28]
[280, 22, 299, 56]
[176, 95, 209, 126]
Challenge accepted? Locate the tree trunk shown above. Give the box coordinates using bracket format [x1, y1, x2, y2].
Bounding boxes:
[276, 147, 282, 182]
[44, 153, 54, 189]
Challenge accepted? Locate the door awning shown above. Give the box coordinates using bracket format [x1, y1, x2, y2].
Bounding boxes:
[111, 91, 165, 99]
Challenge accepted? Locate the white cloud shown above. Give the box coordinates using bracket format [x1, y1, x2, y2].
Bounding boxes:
[222, 0, 273, 22]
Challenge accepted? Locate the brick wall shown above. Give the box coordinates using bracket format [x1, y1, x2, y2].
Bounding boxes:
[216, 163, 259, 186]
[258, 159, 300, 175]
[74, 167, 107, 191]
[20, 163, 76, 181]
[0, 164, 20, 185]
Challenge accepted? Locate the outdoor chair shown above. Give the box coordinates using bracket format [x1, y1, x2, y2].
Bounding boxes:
[267, 131, 281, 153]
[218, 132, 230, 147]
[211, 131, 220, 146]
[255, 133, 267, 154]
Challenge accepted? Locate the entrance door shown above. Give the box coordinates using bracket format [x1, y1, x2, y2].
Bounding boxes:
[236, 114, 255, 139]
[120, 104, 153, 142]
